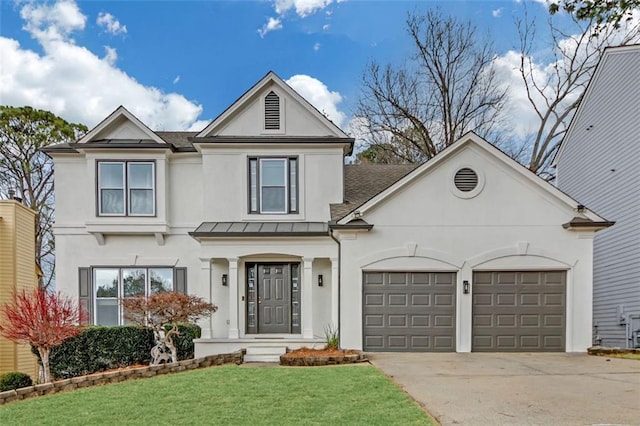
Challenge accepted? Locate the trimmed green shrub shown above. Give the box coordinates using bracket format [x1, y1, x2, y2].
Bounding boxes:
[33, 326, 154, 379]
[172, 323, 201, 360]
[32, 324, 202, 379]
[0, 372, 33, 391]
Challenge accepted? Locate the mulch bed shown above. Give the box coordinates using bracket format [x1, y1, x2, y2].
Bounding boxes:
[280, 347, 368, 366]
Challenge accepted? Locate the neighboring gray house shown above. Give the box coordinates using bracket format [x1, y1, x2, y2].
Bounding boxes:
[554, 44, 640, 348]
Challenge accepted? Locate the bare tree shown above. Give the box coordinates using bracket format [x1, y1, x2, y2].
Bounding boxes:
[0, 106, 87, 288]
[516, 13, 640, 179]
[355, 9, 507, 164]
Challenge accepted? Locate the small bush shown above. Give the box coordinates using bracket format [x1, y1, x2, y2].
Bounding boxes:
[324, 324, 339, 350]
[172, 323, 201, 360]
[0, 372, 33, 391]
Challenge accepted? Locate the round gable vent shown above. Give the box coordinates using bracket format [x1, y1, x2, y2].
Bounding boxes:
[454, 168, 478, 192]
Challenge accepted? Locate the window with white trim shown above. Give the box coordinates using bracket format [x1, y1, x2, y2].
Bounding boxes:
[98, 161, 155, 216]
[249, 157, 298, 214]
[94, 267, 174, 326]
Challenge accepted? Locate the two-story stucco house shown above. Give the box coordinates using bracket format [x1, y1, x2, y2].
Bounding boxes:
[45, 72, 612, 360]
[554, 44, 640, 348]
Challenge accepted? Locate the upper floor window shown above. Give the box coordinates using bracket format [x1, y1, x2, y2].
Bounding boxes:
[264, 91, 280, 130]
[249, 157, 298, 214]
[98, 161, 155, 216]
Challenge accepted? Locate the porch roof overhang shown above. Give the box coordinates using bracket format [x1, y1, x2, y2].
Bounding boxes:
[562, 216, 615, 231]
[189, 221, 330, 239]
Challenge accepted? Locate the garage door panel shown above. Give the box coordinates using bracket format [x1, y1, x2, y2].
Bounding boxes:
[411, 336, 430, 349]
[365, 294, 384, 306]
[388, 294, 408, 306]
[411, 315, 430, 327]
[496, 293, 517, 306]
[389, 273, 408, 285]
[411, 294, 430, 306]
[472, 271, 566, 352]
[411, 273, 430, 285]
[388, 315, 407, 327]
[364, 314, 384, 327]
[363, 271, 456, 352]
[473, 294, 492, 305]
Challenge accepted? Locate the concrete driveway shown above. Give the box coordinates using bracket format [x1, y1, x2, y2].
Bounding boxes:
[369, 353, 640, 426]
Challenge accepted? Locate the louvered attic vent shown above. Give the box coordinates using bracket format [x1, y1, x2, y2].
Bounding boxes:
[265, 91, 280, 130]
[454, 168, 478, 192]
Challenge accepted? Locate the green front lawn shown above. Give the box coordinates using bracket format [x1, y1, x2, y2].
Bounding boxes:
[0, 364, 436, 425]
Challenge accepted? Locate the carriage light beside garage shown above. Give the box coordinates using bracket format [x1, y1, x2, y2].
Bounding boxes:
[463, 280, 470, 294]
[222, 274, 228, 286]
[318, 274, 323, 286]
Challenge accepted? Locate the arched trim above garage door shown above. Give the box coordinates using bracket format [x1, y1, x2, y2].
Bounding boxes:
[358, 244, 464, 270]
[467, 243, 577, 269]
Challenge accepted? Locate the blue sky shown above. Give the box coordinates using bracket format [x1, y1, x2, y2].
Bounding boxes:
[0, 0, 570, 134]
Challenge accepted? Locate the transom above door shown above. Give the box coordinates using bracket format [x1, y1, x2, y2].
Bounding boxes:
[246, 263, 301, 334]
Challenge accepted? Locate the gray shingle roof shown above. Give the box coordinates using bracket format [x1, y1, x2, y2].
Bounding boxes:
[155, 131, 198, 150]
[330, 164, 420, 221]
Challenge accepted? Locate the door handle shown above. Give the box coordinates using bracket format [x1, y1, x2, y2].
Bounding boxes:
[258, 297, 262, 304]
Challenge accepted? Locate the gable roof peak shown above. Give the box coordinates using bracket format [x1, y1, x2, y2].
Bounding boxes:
[195, 70, 349, 138]
[76, 105, 166, 145]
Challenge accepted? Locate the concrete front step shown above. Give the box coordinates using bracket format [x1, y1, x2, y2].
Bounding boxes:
[244, 346, 287, 363]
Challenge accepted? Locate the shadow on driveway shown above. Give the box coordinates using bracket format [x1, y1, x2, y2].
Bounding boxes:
[370, 352, 640, 426]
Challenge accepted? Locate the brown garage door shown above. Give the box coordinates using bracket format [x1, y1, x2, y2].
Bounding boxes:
[363, 272, 456, 352]
[472, 271, 566, 352]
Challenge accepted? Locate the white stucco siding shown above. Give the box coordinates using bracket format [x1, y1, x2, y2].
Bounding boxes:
[216, 83, 333, 137]
[168, 156, 203, 228]
[53, 233, 213, 333]
[337, 143, 595, 352]
[200, 146, 343, 222]
[53, 157, 91, 226]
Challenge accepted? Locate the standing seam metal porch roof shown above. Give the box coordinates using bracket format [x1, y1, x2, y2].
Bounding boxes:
[190, 221, 329, 237]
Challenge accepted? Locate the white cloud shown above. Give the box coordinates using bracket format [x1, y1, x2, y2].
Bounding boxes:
[259, 0, 338, 37]
[258, 17, 283, 38]
[97, 12, 127, 36]
[275, 0, 334, 18]
[0, 0, 204, 130]
[322, 24, 330, 31]
[20, 0, 86, 43]
[286, 74, 346, 128]
[492, 8, 503, 18]
[313, 42, 320, 51]
[103, 46, 117, 65]
[173, 75, 180, 84]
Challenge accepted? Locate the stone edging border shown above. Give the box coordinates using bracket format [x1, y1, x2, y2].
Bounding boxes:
[0, 350, 245, 406]
[280, 349, 368, 366]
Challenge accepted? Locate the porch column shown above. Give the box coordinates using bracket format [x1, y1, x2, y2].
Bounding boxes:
[330, 257, 339, 328]
[199, 257, 213, 338]
[302, 257, 314, 339]
[228, 257, 239, 339]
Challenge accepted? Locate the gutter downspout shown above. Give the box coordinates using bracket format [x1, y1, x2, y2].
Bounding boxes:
[329, 229, 341, 347]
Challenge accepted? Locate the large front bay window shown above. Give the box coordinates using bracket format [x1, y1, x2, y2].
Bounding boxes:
[98, 161, 155, 216]
[249, 157, 298, 214]
[94, 267, 174, 325]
